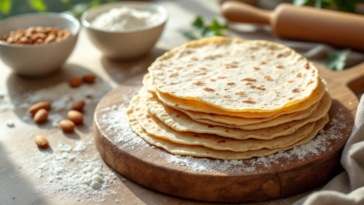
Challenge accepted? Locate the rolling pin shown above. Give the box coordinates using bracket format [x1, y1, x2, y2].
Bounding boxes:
[221, 1, 364, 51]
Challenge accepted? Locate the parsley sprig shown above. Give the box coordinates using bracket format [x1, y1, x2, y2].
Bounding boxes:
[183, 16, 228, 40]
[326, 49, 351, 71]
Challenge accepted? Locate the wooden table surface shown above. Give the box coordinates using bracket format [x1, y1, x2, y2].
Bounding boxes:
[0, 1, 324, 204]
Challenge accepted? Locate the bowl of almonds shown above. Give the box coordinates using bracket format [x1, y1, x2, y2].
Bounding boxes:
[0, 12, 80, 77]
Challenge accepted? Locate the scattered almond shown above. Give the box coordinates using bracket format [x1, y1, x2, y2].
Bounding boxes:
[83, 75, 96, 83]
[69, 77, 83, 87]
[68, 110, 83, 124]
[34, 109, 48, 123]
[71, 100, 85, 111]
[59, 120, 75, 132]
[34, 135, 49, 148]
[29, 101, 51, 114]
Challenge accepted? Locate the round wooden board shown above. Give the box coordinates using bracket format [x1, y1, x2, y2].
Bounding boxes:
[93, 62, 361, 203]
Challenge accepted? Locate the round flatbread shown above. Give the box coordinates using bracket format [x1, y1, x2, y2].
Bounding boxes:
[143, 73, 326, 119]
[148, 37, 319, 112]
[132, 95, 316, 152]
[128, 106, 329, 160]
[141, 87, 321, 139]
[194, 91, 331, 130]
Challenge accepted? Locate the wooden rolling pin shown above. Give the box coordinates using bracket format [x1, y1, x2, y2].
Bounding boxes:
[221, 1, 364, 51]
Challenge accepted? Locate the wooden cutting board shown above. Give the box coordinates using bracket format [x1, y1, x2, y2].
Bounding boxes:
[93, 62, 361, 203]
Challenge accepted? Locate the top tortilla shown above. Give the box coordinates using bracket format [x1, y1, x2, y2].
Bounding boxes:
[149, 37, 319, 112]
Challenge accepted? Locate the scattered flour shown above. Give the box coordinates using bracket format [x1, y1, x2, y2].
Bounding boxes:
[91, 6, 163, 31]
[48, 113, 64, 128]
[101, 104, 348, 173]
[6, 119, 15, 127]
[0, 79, 112, 113]
[28, 141, 117, 201]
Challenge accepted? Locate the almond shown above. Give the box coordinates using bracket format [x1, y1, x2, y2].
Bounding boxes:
[29, 101, 51, 114]
[34, 135, 49, 148]
[34, 109, 48, 123]
[71, 100, 85, 111]
[67, 110, 83, 124]
[83, 75, 96, 83]
[69, 77, 83, 87]
[59, 120, 75, 132]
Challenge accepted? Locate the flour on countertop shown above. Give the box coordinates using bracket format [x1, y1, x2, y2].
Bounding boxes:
[6, 119, 15, 127]
[91, 6, 162, 31]
[27, 140, 118, 202]
[0, 79, 113, 113]
[101, 103, 348, 173]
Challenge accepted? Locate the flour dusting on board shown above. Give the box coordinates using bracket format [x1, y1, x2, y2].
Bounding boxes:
[101, 103, 348, 172]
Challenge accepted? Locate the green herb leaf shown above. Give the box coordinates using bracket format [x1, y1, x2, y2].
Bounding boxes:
[326, 49, 350, 71]
[183, 16, 228, 40]
[28, 0, 47, 12]
[61, 0, 70, 3]
[0, 0, 11, 14]
[293, 0, 310, 6]
[192, 16, 204, 28]
[209, 19, 228, 31]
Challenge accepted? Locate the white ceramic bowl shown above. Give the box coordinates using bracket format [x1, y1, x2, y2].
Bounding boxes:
[0, 13, 80, 77]
[81, 1, 167, 60]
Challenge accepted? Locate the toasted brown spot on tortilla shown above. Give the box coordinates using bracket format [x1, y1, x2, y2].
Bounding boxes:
[169, 73, 179, 78]
[195, 73, 206, 76]
[307, 80, 314, 86]
[277, 54, 283, 58]
[296, 73, 302, 77]
[241, 78, 256, 82]
[292, 88, 300, 93]
[192, 81, 205, 86]
[288, 80, 294, 83]
[218, 76, 227, 79]
[199, 67, 207, 70]
[264, 76, 273, 81]
[146, 115, 151, 119]
[256, 87, 266, 91]
[305, 63, 311, 70]
[235, 91, 246, 96]
[227, 82, 235, 85]
[176, 67, 183, 70]
[261, 61, 267, 64]
[176, 115, 180, 118]
[288, 97, 292, 100]
[191, 57, 198, 61]
[243, 100, 256, 104]
[254, 67, 260, 70]
[210, 79, 216, 81]
[203, 87, 215, 92]
[276, 65, 285, 69]
[246, 82, 253, 85]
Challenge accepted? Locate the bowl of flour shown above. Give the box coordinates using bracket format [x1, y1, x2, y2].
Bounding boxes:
[81, 1, 167, 60]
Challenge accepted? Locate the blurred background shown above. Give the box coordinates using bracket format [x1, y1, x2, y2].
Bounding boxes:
[1, 0, 364, 20]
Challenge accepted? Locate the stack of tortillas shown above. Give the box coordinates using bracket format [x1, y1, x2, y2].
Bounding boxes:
[127, 37, 331, 160]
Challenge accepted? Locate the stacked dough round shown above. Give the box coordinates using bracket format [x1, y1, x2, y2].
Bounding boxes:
[127, 37, 331, 160]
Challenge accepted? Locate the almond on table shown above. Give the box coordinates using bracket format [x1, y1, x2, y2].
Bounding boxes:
[34, 135, 49, 148]
[34, 109, 48, 123]
[59, 120, 75, 132]
[83, 75, 96, 83]
[69, 77, 83, 87]
[67, 110, 83, 124]
[29, 101, 51, 114]
[71, 100, 85, 111]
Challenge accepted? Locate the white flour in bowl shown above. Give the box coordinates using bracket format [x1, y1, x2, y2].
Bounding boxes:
[91, 6, 162, 31]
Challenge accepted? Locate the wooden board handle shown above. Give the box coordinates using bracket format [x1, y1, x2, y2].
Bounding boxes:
[221, 1, 271, 24]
